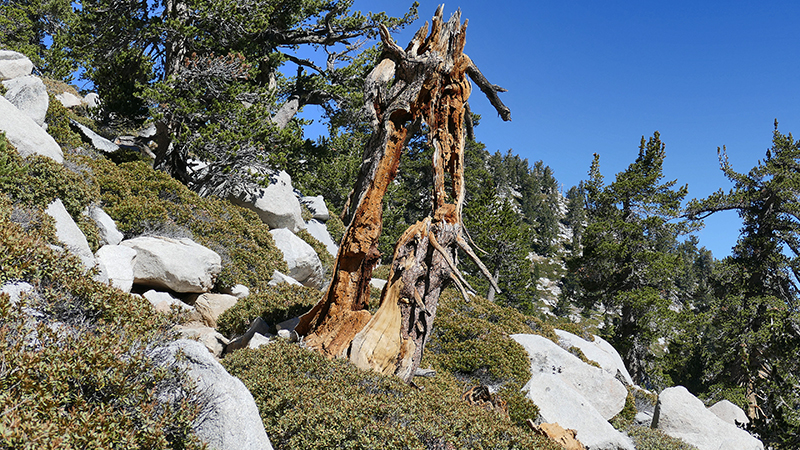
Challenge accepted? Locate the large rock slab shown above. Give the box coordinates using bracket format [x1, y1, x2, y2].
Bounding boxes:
[0, 51, 33, 80]
[46, 199, 95, 270]
[555, 329, 634, 386]
[521, 373, 634, 450]
[122, 236, 222, 293]
[306, 218, 338, 257]
[652, 386, 763, 450]
[3, 75, 48, 126]
[269, 228, 326, 289]
[0, 95, 63, 162]
[229, 171, 305, 232]
[151, 339, 273, 450]
[95, 245, 137, 293]
[512, 334, 628, 420]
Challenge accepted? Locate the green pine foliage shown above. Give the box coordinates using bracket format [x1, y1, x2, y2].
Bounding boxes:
[684, 123, 800, 448]
[566, 133, 696, 386]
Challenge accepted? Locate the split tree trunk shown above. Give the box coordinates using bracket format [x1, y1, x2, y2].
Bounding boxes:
[297, 6, 511, 381]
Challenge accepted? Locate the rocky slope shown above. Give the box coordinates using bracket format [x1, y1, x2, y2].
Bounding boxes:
[0, 50, 764, 450]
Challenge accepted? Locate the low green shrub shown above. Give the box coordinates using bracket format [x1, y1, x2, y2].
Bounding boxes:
[624, 425, 698, 450]
[325, 210, 345, 244]
[44, 93, 84, 149]
[216, 283, 321, 337]
[83, 157, 288, 291]
[223, 341, 561, 450]
[0, 192, 204, 449]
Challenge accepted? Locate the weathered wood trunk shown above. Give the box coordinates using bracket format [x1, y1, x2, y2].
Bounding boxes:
[297, 6, 511, 380]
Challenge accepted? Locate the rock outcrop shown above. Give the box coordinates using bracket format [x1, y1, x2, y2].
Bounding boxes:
[269, 228, 326, 289]
[554, 329, 634, 386]
[94, 245, 137, 293]
[0, 95, 63, 162]
[46, 199, 95, 270]
[229, 170, 306, 232]
[0, 50, 33, 80]
[151, 339, 274, 450]
[652, 386, 763, 450]
[512, 334, 634, 450]
[3, 75, 48, 126]
[122, 236, 222, 293]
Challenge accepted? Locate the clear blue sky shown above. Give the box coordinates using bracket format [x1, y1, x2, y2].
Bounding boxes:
[335, 0, 800, 259]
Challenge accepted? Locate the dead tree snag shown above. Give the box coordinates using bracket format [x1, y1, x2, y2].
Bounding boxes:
[297, 6, 511, 380]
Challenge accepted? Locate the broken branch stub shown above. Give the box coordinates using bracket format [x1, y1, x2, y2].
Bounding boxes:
[297, 6, 511, 380]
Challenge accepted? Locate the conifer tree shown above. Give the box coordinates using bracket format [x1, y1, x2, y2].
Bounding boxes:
[686, 122, 800, 448]
[567, 132, 691, 384]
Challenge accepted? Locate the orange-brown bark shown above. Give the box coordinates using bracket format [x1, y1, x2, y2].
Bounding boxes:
[297, 6, 511, 375]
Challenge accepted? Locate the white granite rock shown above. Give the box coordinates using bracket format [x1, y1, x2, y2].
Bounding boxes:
[84, 92, 100, 108]
[56, 91, 82, 108]
[512, 333, 628, 420]
[268, 270, 302, 286]
[151, 339, 274, 450]
[3, 75, 48, 126]
[122, 236, 222, 293]
[653, 386, 763, 450]
[70, 119, 119, 153]
[45, 199, 95, 270]
[143, 290, 193, 313]
[269, 229, 326, 289]
[301, 195, 330, 221]
[306, 218, 338, 257]
[194, 293, 238, 328]
[0, 50, 33, 80]
[94, 245, 137, 293]
[555, 329, 634, 386]
[229, 171, 306, 232]
[0, 95, 63, 162]
[708, 399, 750, 427]
[85, 205, 123, 245]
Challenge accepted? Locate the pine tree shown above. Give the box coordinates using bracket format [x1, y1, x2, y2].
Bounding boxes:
[686, 122, 800, 448]
[567, 132, 691, 385]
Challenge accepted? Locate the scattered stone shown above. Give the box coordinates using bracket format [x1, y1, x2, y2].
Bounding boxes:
[269, 229, 326, 289]
[555, 329, 634, 386]
[221, 284, 250, 299]
[248, 332, 271, 349]
[0, 50, 33, 80]
[225, 317, 272, 354]
[143, 290, 193, 314]
[94, 245, 137, 293]
[56, 91, 82, 108]
[301, 195, 330, 221]
[275, 316, 300, 333]
[634, 411, 653, 426]
[228, 171, 306, 232]
[0, 95, 63, 162]
[652, 386, 763, 450]
[527, 420, 586, 450]
[193, 293, 238, 328]
[174, 324, 229, 358]
[305, 218, 338, 257]
[122, 236, 222, 293]
[708, 399, 750, 427]
[70, 118, 119, 153]
[268, 269, 302, 287]
[45, 199, 95, 270]
[3, 75, 48, 126]
[85, 204, 123, 245]
[151, 339, 274, 450]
